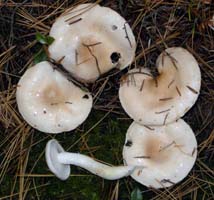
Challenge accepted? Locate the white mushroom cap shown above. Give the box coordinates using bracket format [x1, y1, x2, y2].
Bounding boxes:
[123, 119, 197, 188]
[48, 3, 136, 82]
[119, 47, 201, 125]
[46, 139, 70, 180]
[16, 61, 92, 134]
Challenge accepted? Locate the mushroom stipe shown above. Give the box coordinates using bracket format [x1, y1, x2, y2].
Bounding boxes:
[45, 139, 135, 181]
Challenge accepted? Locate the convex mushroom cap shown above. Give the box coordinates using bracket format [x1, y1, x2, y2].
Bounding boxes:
[123, 119, 197, 188]
[119, 47, 201, 126]
[16, 61, 92, 133]
[46, 139, 135, 180]
[48, 3, 136, 82]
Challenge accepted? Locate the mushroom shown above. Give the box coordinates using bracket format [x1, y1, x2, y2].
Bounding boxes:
[16, 61, 92, 133]
[123, 119, 197, 188]
[119, 47, 201, 125]
[46, 139, 135, 180]
[48, 3, 136, 82]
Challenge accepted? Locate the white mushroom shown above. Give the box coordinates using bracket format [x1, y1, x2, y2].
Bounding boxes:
[48, 3, 136, 82]
[46, 139, 135, 180]
[119, 47, 201, 125]
[16, 61, 92, 134]
[123, 119, 197, 188]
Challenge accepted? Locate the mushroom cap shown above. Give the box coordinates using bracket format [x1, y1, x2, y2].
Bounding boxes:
[123, 119, 197, 188]
[48, 3, 136, 82]
[16, 61, 93, 133]
[119, 47, 201, 126]
[46, 139, 70, 180]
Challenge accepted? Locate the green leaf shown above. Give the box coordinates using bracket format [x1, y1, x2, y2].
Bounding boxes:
[36, 32, 47, 44]
[36, 32, 54, 45]
[131, 188, 143, 200]
[46, 36, 55, 45]
[34, 48, 48, 64]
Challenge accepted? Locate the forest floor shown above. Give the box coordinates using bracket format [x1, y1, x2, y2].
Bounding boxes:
[0, 0, 213, 200]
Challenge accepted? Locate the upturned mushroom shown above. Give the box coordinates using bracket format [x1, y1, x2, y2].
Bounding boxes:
[123, 119, 197, 188]
[119, 47, 201, 126]
[48, 3, 136, 82]
[46, 139, 135, 180]
[16, 61, 92, 133]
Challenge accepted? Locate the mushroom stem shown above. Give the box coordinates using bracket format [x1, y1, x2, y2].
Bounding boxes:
[46, 139, 135, 180]
[57, 152, 135, 180]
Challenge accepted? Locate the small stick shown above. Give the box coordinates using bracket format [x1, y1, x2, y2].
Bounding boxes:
[82, 43, 101, 75]
[84, 42, 102, 47]
[163, 112, 169, 125]
[159, 141, 175, 152]
[160, 179, 175, 185]
[57, 56, 65, 64]
[139, 80, 145, 92]
[64, 3, 96, 22]
[75, 50, 78, 65]
[143, 125, 155, 131]
[77, 58, 92, 66]
[159, 97, 173, 101]
[191, 147, 196, 156]
[176, 86, 181, 96]
[186, 85, 198, 94]
[65, 101, 73, 104]
[134, 156, 151, 159]
[68, 18, 82, 25]
[165, 51, 178, 70]
[155, 108, 171, 114]
[168, 80, 175, 88]
[175, 145, 192, 157]
[123, 22, 132, 48]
